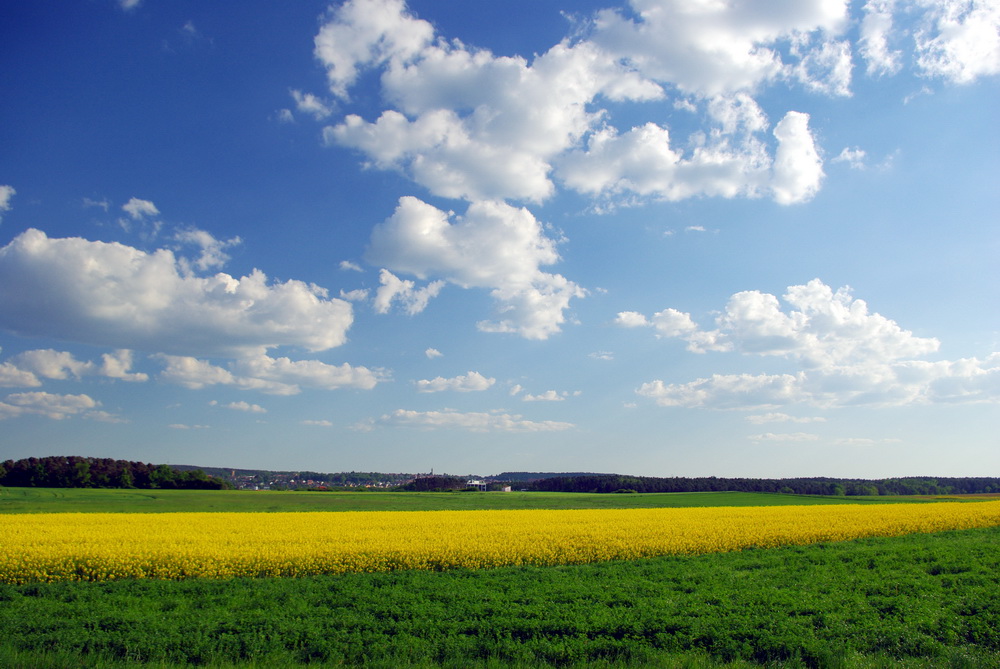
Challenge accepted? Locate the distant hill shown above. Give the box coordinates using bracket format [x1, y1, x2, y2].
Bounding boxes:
[493, 472, 614, 482]
[169, 465, 415, 490]
[0, 456, 230, 490]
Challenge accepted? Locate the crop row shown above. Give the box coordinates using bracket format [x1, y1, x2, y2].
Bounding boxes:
[3, 502, 1000, 584]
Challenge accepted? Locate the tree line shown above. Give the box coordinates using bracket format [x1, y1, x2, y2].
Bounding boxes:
[523, 474, 1000, 496]
[0, 456, 231, 490]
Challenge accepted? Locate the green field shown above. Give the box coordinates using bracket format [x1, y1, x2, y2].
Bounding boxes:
[0, 486, 901, 514]
[2, 487, 998, 668]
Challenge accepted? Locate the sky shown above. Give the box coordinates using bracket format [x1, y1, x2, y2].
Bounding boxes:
[0, 0, 998, 478]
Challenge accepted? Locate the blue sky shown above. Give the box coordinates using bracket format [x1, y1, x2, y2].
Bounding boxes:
[1, 0, 997, 478]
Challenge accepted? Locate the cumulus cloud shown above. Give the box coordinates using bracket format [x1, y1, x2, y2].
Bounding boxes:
[122, 197, 159, 220]
[366, 197, 584, 339]
[301, 419, 333, 426]
[628, 279, 939, 365]
[0, 391, 100, 420]
[859, 0, 1000, 82]
[157, 353, 382, 395]
[373, 408, 575, 432]
[173, 228, 242, 272]
[0, 229, 354, 357]
[314, 0, 436, 100]
[425, 348, 443, 359]
[633, 280, 1000, 409]
[770, 112, 824, 204]
[415, 371, 494, 393]
[0, 348, 148, 386]
[211, 400, 267, 413]
[311, 0, 994, 227]
[748, 432, 821, 443]
[321, 1, 661, 203]
[555, 108, 823, 205]
[372, 268, 445, 315]
[0, 185, 14, 221]
[522, 390, 580, 402]
[589, 0, 850, 97]
[913, 0, 1000, 83]
[290, 89, 333, 120]
[860, 0, 903, 76]
[746, 412, 827, 424]
[832, 147, 868, 169]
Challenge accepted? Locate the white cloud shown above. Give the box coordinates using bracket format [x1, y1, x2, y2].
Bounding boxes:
[859, 0, 1000, 83]
[770, 112, 824, 204]
[616, 306, 726, 351]
[415, 371, 494, 393]
[0, 229, 354, 357]
[372, 268, 445, 315]
[630, 279, 940, 365]
[86, 410, 128, 424]
[310, 0, 994, 233]
[556, 110, 823, 205]
[212, 400, 267, 414]
[168, 423, 209, 430]
[639, 354, 1000, 409]
[0, 185, 14, 221]
[834, 436, 902, 446]
[0, 348, 147, 386]
[340, 288, 370, 301]
[589, 351, 614, 361]
[589, 0, 851, 97]
[634, 280, 1000, 409]
[614, 311, 649, 328]
[0, 391, 99, 420]
[157, 353, 382, 395]
[322, 13, 661, 204]
[82, 197, 111, 212]
[748, 432, 821, 443]
[374, 408, 574, 431]
[746, 412, 827, 424]
[425, 347, 443, 359]
[118, 0, 142, 11]
[173, 227, 242, 272]
[98, 349, 149, 381]
[860, 0, 903, 76]
[340, 260, 363, 272]
[122, 197, 159, 220]
[522, 390, 565, 402]
[366, 197, 584, 339]
[301, 419, 333, 427]
[290, 89, 333, 120]
[913, 0, 1000, 83]
[0, 360, 42, 387]
[314, 0, 435, 100]
[832, 147, 868, 169]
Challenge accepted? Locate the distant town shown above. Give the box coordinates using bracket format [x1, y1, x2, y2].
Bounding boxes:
[170, 465, 582, 491]
[4, 457, 999, 496]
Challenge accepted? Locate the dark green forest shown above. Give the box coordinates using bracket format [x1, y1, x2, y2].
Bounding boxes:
[0, 456, 231, 490]
[522, 473, 1000, 496]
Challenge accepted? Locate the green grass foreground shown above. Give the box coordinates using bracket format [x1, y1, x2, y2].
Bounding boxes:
[2, 527, 1000, 668]
[0, 487, 904, 514]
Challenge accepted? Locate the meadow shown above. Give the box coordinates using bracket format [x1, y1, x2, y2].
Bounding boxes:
[0, 487, 894, 514]
[2, 488, 1000, 668]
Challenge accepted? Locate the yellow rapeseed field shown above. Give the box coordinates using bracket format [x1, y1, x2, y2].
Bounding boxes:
[3, 502, 1000, 584]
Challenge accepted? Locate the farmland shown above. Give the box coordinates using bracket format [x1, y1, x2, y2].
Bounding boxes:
[0, 486, 899, 514]
[2, 489, 1000, 667]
